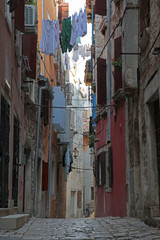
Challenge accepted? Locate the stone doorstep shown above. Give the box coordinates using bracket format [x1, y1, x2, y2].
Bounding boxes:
[0, 214, 30, 230]
[152, 217, 160, 228]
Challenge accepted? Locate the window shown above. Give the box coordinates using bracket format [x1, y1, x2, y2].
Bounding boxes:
[22, 34, 37, 79]
[114, 36, 122, 93]
[96, 152, 106, 186]
[95, 0, 106, 16]
[91, 187, 94, 201]
[140, 0, 150, 35]
[97, 58, 107, 106]
[15, 0, 25, 32]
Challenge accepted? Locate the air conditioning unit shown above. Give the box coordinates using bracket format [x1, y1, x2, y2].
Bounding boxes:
[25, 4, 35, 26]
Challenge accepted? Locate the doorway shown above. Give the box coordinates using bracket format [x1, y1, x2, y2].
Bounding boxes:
[0, 96, 10, 208]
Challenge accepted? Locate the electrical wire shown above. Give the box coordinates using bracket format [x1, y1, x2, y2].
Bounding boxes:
[26, 102, 115, 109]
[71, 166, 93, 171]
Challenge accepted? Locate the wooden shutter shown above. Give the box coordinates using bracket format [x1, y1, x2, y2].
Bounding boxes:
[94, 157, 99, 186]
[108, 146, 113, 187]
[101, 152, 106, 185]
[15, 0, 24, 32]
[140, 0, 150, 34]
[41, 89, 49, 126]
[44, 97, 49, 126]
[58, 3, 69, 31]
[42, 161, 48, 191]
[114, 36, 122, 92]
[22, 34, 37, 79]
[95, 0, 106, 16]
[9, 0, 17, 12]
[97, 58, 107, 106]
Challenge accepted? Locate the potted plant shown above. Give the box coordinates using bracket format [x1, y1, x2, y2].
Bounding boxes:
[112, 57, 122, 71]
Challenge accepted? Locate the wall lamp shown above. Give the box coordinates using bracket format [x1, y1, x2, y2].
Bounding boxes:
[72, 148, 79, 159]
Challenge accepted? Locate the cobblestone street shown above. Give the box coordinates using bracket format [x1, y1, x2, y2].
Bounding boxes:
[0, 217, 160, 240]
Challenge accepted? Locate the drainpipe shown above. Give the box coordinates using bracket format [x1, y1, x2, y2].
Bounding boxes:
[46, 96, 53, 218]
[91, 8, 94, 72]
[107, 0, 111, 142]
[33, 82, 48, 216]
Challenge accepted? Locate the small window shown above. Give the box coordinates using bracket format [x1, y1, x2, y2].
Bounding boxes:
[91, 187, 94, 201]
[96, 152, 106, 186]
[5, 0, 12, 30]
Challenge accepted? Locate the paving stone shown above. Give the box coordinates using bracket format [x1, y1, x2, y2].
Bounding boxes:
[0, 217, 159, 240]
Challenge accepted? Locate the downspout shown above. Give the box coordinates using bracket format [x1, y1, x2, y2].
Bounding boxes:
[42, 0, 45, 75]
[46, 96, 53, 218]
[33, 83, 48, 216]
[107, 0, 111, 142]
[91, 8, 94, 72]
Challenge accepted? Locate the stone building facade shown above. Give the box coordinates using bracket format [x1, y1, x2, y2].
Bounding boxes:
[90, 0, 160, 226]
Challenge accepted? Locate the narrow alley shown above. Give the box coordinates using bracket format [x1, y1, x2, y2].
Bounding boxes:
[0, 217, 160, 240]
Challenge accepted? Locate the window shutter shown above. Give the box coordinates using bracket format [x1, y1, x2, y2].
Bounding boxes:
[15, 0, 25, 32]
[95, 0, 106, 16]
[44, 97, 49, 126]
[9, 0, 17, 12]
[42, 161, 48, 191]
[94, 157, 99, 186]
[22, 34, 37, 79]
[114, 36, 122, 92]
[140, 0, 150, 34]
[108, 146, 113, 187]
[41, 89, 49, 126]
[101, 152, 106, 185]
[58, 3, 69, 31]
[97, 58, 107, 106]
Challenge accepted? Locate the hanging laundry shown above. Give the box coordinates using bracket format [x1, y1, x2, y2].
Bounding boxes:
[62, 17, 72, 53]
[72, 44, 79, 62]
[72, 49, 79, 62]
[76, 36, 81, 45]
[81, 7, 87, 37]
[70, 13, 77, 46]
[78, 9, 84, 37]
[40, 19, 59, 56]
[54, 19, 59, 52]
[76, 12, 81, 38]
[65, 53, 70, 70]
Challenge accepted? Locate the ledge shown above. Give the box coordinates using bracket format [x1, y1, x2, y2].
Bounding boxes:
[112, 88, 125, 104]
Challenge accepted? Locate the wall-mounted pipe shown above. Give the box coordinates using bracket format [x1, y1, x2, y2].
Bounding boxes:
[107, 0, 111, 142]
[33, 83, 48, 216]
[46, 96, 53, 218]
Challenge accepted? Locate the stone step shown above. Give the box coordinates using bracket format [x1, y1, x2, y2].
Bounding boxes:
[0, 214, 30, 230]
[152, 217, 160, 228]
